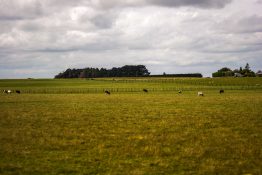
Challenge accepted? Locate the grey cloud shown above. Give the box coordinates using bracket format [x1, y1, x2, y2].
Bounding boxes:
[94, 0, 232, 10]
[91, 14, 115, 29]
[0, 0, 88, 22]
[147, 0, 232, 8]
[93, 0, 145, 9]
[218, 15, 262, 33]
[0, 0, 44, 20]
[19, 21, 44, 32]
[0, 16, 24, 21]
[34, 48, 79, 53]
[237, 15, 262, 33]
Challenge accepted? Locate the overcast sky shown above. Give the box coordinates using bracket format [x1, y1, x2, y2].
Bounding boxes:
[0, 0, 262, 78]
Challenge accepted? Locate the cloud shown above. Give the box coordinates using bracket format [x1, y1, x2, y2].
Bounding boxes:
[147, 0, 232, 9]
[0, 0, 44, 20]
[0, 0, 262, 78]
[92, 0, 232, 9]
[217, 15, 262, 33]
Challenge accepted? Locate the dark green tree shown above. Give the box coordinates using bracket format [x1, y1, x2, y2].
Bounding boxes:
[54, 65, 151, 78]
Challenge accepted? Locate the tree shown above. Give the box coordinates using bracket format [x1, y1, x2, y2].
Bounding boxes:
[242, 63, 255, 77]
[79, 71, 86, 78]
[219, 67, 232, 72]
[54, 65, 151, 78]
[212, 63, 256, 77]
[212, 67, 233, 77]
[245, 63, 250, 71]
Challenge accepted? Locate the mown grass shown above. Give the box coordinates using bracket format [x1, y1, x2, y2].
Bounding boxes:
[0, 78, 262, 174]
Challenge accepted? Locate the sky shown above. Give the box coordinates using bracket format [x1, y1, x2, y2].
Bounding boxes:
[0, 0, 262, 78]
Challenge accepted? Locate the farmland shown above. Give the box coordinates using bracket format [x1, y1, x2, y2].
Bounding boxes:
[0, 77, 262, 174]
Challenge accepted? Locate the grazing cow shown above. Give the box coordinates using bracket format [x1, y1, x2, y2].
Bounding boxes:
[143, 89, 148, 93]
[198, 91, 204, 96]
[178, 90, 182, 94]
[16, 90, 21, 94]
[219, 89, 224, 94]
[105, 90, 111, 95]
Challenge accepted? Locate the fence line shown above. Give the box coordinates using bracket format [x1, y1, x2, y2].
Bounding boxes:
[1, 86, 261, 94]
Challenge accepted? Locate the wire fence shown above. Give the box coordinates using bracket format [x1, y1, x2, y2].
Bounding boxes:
[1, 86, 262, 94]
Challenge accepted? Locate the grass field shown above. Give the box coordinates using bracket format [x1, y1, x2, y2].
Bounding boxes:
[0, 78, 262, 174]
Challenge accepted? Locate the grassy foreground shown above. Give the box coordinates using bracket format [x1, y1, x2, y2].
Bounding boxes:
[0, 78, 262, 174]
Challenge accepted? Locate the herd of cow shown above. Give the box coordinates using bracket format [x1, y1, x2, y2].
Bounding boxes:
[2, 90, 20, 94]
[104, 89, 225, 96]
[2, 89, 225, 96]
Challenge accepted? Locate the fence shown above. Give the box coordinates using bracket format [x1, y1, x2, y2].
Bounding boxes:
[1, 86, 261, 94]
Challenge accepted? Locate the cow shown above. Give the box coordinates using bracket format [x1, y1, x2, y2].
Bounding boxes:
[16, 90, 21, 94]
[219, 89, 224, 94]
[178, 90, 182, 94]
[105, 90, 111, 95]
[198, 91, 204, 96]
[143, 89, 148, 93]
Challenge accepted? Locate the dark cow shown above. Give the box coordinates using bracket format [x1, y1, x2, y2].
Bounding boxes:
[178, 90, 182, 94]
[143, 89, 148, 93]
[105, 90, 111, 95]
[16, 90, 21, 94]
[219, 89, 224, 94]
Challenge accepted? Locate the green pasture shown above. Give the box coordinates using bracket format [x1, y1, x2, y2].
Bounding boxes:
[0, 77, 262, 93]
[0, 78, 262, 174]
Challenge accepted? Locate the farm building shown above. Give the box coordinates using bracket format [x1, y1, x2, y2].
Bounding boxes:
[256, 70, 262, 77]
[234, 73, 243, 77]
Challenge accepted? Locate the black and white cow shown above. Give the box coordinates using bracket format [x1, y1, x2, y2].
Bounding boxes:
[198, 91, 204, 96]
[105, 90, 111, 95]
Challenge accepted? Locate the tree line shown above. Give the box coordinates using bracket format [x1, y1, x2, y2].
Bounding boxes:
[56, 63, 260, 79]
[151, 73, 202, 78]
[54, 65, 203, 78]
[212, 63, 257, 77]
[54, 65, 150, 78]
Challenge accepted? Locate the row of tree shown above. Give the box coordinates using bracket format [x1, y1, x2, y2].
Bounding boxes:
[55, 65, 203, 78]
[152, 73, 202, 78]
[212, 63, 256, 77]
[55, 63, 260, 79]
[54, 65, 150, 78]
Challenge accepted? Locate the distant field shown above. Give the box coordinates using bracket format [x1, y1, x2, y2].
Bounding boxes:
[0, 78, 262, 174]
[0, 77, 262, 93]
